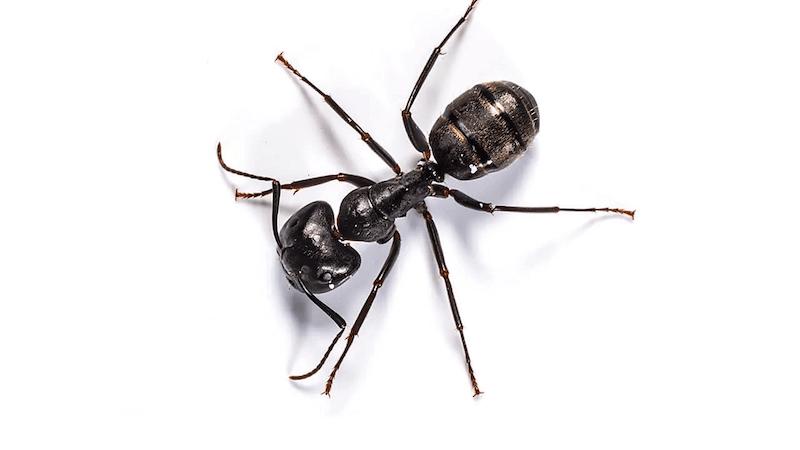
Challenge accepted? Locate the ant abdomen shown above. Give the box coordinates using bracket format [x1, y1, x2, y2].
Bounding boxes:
[429, 81, 540, 180]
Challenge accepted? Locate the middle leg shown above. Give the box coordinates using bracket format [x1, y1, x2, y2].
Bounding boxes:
[234, 173, 375, 200]
[415, 202, 483, 397]
[219, 141, 375, 200]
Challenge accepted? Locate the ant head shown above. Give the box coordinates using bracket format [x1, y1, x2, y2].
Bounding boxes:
[279, 201, 361, 294]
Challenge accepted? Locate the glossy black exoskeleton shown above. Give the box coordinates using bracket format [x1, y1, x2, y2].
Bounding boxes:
[279, 201, 361, 294]
[430, 81, 540, 180]
[217, 0, 634, 397]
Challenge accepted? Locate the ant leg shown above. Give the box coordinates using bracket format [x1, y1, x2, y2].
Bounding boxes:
[218, 142, 374, 198]
[275, 53, 401, 175]
[402, 0, 479, 158]
[289, 278, 347, 380]
[429, 185, 636, 219]
[415, 202, 483, 397]
[235, 173, 374, 200]
[324, 231, 402, 396]
[218, 143, 349, 380]
[217, 142, 278, 183]
[268, 180, 283, 249]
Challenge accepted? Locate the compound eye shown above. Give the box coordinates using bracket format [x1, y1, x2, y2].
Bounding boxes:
[318, 271, 336, 290]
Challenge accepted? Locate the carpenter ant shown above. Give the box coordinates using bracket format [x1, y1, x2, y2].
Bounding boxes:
[217, 0, 634, 397]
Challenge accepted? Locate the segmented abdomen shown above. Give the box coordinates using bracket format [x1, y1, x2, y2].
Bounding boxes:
[429, 81, 539, 180]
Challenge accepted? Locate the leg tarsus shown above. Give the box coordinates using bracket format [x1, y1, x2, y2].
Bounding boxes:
[457, 325, 483, 397]
[288, 327, 345, 380]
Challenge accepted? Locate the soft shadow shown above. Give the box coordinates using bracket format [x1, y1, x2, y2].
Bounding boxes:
[283, 71, 358, 170]
[522, 214, 631, 270]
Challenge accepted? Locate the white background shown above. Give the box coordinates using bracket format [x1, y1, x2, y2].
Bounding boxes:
[2, 0, 799, 448]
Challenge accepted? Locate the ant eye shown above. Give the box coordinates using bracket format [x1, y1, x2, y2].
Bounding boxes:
[320, 272, 332, 282]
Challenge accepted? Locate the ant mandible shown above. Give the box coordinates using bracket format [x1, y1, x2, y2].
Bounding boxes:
[217, 0, 634, 397]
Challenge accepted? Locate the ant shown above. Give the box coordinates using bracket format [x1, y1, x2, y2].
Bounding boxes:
[217, 0, 634, 397]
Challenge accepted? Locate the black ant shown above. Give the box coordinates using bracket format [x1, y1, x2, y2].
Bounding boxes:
[217, 0, 634, 397]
